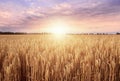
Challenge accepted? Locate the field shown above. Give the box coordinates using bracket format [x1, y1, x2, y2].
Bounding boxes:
[0, 35, 120, 81]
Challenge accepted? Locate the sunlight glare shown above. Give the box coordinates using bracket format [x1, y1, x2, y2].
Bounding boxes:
[50, 22, 69, 36]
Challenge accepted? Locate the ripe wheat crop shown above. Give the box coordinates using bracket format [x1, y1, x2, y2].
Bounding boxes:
[0, 35, 120, 81]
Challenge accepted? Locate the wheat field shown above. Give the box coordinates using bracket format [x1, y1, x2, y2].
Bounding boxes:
[0, 35, 120, 81]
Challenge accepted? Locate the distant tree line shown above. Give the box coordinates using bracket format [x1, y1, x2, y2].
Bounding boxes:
[0, 31, 27, 35]
[0, 32, 49, 35]
[0, 31, 120, 35]
[116, 32, 120, 35]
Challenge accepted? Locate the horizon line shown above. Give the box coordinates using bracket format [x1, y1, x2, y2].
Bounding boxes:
[0, 31, 120, 35]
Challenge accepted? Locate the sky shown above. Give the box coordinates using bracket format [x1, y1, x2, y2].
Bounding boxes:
[0, 0, 120, 33]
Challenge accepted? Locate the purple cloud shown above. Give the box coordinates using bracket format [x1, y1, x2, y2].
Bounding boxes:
[0, 0, 120, 32]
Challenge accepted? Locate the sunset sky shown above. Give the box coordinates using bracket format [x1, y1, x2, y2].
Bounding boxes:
[0, 0, 120, 33]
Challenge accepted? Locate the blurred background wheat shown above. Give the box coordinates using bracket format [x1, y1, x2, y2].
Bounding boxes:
[0, 35, 120, 81]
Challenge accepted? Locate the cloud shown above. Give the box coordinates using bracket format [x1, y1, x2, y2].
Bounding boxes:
[0, 0, 120, 32]
[109, 0, 120, 6]
[53, 3, 71, 10]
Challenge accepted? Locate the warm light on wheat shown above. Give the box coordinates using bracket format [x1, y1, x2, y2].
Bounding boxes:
[0, 35, 119, 81]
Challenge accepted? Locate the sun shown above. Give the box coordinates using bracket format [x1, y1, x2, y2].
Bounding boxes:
[50, 22, 68, 35]
[51, 26, 67, 35]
